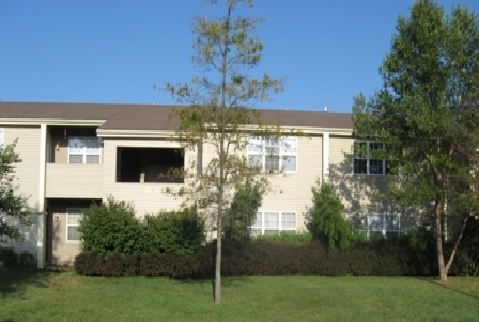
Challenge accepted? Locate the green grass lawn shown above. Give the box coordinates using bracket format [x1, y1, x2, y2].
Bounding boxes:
[1, 269, 479, 322]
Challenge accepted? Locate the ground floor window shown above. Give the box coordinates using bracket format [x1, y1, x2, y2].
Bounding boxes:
[66, 208, 83, 242]
[251, 211, 296, 236]
[351, 212, 400, 239]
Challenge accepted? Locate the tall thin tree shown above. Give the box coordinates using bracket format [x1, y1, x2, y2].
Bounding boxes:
[163, 0, 284, 303]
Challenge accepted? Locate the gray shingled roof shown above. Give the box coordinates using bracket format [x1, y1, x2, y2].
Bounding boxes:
[0, 102, 353, 131]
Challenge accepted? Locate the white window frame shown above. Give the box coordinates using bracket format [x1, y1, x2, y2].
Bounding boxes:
[351, 212, 401, 239]
[0, 129, 4, 149]
[66, 208, 83, 242]
[247, 136, 297, 173]
[352, 140, 386, 175]
[68, 136, 102, 164]
[251, 211, 297, 236]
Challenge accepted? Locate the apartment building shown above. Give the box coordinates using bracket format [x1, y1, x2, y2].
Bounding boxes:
[0, 102, 405, 267]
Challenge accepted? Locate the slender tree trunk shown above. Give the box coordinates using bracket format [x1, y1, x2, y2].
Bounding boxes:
[435, 198, 447, 281]
[445, 215, 468, 273]
[214, 6, 231, 304]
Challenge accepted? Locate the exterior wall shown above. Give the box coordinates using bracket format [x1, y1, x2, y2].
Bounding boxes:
[3, 125, 42, 210]
[102, 138, 194, 216]
[328, 136, 424, 233]
[259, 135, 322, 231]
[45, 163, 103, 198]
[200, 135, 323, 233]
[2, 214, 40, 264]
[46, 199, 98, 266]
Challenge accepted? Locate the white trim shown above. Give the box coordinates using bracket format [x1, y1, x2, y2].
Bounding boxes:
[0, 118, 106, 126]
[97, 129, 177, 138]
[323, 132, 329, 182]
[37, 124, 47, 268]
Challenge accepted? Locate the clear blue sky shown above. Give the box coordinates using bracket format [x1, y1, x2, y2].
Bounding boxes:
[1, 0, 479, 113]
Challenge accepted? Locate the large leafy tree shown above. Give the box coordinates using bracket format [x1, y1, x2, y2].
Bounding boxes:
[353, 0, 479, 280]
[0, 140, 30, 243]
[162, 0, 284, 303]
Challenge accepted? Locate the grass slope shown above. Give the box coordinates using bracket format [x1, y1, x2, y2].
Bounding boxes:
[1, 269, 479, 322]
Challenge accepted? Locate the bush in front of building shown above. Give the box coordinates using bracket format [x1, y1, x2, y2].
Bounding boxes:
[140, 207, 205, 255]
[78, 196, 141, 257]
[78, 196, 206, 259]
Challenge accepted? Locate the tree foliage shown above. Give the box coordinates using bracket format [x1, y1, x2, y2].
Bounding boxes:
[0, 139, 30, 243]
[306, 181, 350, 248]
[353, 0, 479, 280]
[224, 181, 262, 241]
[161, 0, 284, 304]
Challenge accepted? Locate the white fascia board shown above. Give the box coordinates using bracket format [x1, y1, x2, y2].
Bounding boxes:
[96, 129, 178, 138]
[0, 118, 106, 126]
[238, 124, 353, 136]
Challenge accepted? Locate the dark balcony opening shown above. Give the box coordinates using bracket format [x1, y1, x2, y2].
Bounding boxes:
[116, 147, 184, 183]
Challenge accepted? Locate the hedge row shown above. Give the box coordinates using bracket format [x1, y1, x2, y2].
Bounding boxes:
[75, 238, 460, 278]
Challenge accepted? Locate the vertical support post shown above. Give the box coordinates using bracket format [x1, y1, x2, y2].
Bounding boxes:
[323, 132, 330, 183]
[37, 124, 47, 268]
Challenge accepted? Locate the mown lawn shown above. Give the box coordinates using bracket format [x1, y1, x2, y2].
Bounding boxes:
[1, 269, 479, 322]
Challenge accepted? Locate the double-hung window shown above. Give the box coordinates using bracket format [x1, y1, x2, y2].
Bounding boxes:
[68, 137, 102, 164]
[66, 208, 83, 242]
[251, 211, 296, 236]
[248, 136, 297, 172]
[353, 141, 386, 175]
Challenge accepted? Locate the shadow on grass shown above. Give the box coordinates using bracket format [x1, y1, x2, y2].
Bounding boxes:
[0, 267, 61, 299]
[416, 277, 479, 301]
[176, 275, 253, 300]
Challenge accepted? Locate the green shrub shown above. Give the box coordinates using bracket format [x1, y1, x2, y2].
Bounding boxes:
[18, 251, 36, 267]
[78, 196, 140, 257]
[78, 197, 205, 259]
[0, 246, 18, 267]
[142, 207, 205, 255]
[224, 181, 262, 241]
[253, 231, 312, 245]
[306, 181, 351, 248]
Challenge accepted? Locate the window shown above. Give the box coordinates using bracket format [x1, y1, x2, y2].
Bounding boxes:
[68, 137, 102, 164]
[353, 141, 386, 175]
[248, 136, 297, 172]
[251, 211, 296, 236]
[66, 208, 83, 242]
[351, 212, 400, 239]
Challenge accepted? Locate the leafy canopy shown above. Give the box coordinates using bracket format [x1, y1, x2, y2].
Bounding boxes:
[353, 0, 479, 279]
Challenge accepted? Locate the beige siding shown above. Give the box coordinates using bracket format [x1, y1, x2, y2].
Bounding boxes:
[102, 138, 193, 216]
[3, 126, 41, 210]
[46, 199, 96, 266]
[200, 135, 323, 232]
[45, 164, 103, 198]
[259, 136, 322, 231]
[329, 136, 402, 213]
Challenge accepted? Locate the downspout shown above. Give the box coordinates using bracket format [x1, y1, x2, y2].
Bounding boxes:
[37, 124, 47, 268]
[323, 132, 330, 183]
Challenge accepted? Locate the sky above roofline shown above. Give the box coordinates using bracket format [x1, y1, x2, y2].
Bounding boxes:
[1, 0, 478, 113]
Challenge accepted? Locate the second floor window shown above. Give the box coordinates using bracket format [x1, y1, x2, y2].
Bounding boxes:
[248, 136, 297, 172]
[353, 141, 386, 175]
[68, 137, 102, 164]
